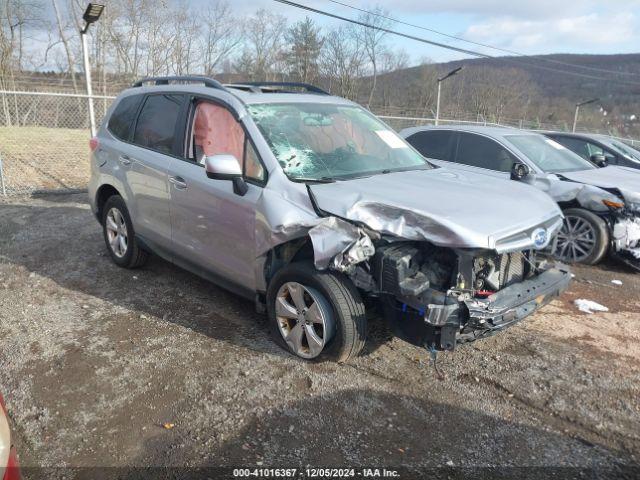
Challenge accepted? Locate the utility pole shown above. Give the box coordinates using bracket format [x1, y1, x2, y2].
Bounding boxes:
[435, 66, 463, 126]
[79, 4, 105, 137]
[572, 98, 599, 133]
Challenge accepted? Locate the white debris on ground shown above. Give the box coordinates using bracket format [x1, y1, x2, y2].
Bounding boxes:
[574, 299, 609, 314]
[611, 279, 623, 286]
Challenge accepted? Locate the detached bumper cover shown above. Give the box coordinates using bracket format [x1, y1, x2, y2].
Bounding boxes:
[464, 265, 571, 332]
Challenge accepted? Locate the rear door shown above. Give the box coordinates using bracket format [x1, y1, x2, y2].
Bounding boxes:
[404, 130, 456, 166]
[446, 132, 519, 180]
[167, 97, 267, 291]
[125, 93, 186, 252]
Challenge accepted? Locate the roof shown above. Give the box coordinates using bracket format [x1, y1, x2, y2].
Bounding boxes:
[538, 130, 602, 140]
[226, 88, 354, 106]
[122, 77, 355, 108]
[400, 124, 531, 139]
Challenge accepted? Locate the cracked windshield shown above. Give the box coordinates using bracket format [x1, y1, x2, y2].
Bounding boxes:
[248, 103, 430, 180]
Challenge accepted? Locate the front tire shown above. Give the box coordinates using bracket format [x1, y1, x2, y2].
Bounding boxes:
[267, 263, 366, 362]
[554, 208, 609, 265]
[102, 195, 149, 268]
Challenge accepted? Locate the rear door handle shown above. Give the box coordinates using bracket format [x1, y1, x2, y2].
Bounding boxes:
[169, 176, 187, 189]
[118, 155, 131, 165]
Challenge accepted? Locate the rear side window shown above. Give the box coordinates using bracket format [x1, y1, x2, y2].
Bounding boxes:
[454, 132, 517, 172]
[107, 95, 142, 140]
[133, 94, 183, 154]
[406, 130, 454, 161]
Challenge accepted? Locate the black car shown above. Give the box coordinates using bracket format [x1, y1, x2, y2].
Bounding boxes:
[542, 131, 640, 169]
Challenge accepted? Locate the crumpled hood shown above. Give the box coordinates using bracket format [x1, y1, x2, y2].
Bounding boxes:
[309, 168, 562, 252]
[558, 166, 640, 205]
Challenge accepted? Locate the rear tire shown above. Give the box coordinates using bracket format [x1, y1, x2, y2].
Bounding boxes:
[554, 208, 609, 265]
[102, 195, 149, 268]
[267, 262, 366, 363]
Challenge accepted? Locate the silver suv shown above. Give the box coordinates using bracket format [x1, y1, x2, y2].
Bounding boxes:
[89, 77, 571, 362]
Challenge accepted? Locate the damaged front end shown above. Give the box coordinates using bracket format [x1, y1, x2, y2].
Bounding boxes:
[372, 243, 571, 351]
[611, 212, 640, 271]
[306, 216, 571, 352]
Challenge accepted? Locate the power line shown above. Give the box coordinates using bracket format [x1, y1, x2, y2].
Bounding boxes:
[273, 0, 640, 87]
[327, 0, 640, 78]
[273, 0, 492, 58]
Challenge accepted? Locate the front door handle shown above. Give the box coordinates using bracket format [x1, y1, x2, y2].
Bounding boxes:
[118, 155, 131, 166]
[169, 176, 187, 189]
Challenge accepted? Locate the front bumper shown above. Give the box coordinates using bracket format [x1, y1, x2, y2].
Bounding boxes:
[465, 265, 571, 327]
[458, 265, 572, 343]
[383, 265, 572, 351]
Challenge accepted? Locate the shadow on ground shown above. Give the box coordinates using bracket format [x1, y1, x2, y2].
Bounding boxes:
[0, 195, 393, 360]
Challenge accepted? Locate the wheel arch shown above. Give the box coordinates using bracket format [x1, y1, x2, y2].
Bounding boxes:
[262, 236, 315, 290]
[558, 199, 582, 211]
[95, 184, 122, 221]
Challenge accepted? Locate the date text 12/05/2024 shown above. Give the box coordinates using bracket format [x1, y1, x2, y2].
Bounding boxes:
[233, 468, 400, 478]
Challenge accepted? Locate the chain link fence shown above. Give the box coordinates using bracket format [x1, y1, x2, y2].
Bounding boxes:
[0, 90, 638, 197]
[0, 91, 114, 196]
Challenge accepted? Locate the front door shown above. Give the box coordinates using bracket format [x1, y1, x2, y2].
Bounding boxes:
[168, 98, 267, 291]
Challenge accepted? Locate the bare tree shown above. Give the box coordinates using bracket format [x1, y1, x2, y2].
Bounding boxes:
[51, 0, 80, 93]
[356, 6, 391, 108]
[1, 0, 49, 123]
[376, 48, 409, 110]
[201, 2, 240, 76]
[320, 25, 366, 99]
[237, 9, 286, 81]
[465, 66, 538, 124]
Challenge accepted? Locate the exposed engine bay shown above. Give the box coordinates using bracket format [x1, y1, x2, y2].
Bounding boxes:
[305, 217, 571, 352]
[611, 213, 640, 271]
[368, 242, 568, 351]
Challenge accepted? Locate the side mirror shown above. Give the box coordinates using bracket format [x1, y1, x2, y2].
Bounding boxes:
[204, 154, 248, 196]
[204, 154, 242, 179]
[590, 153, 608, 167]
[510, 161, 530, 181]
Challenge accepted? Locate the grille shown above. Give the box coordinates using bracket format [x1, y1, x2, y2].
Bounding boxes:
[499, 252, 525, 288]
[474, 252, 526, 291]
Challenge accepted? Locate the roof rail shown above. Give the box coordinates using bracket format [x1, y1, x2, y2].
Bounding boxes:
[241, 82, 329, 95]
[131, 76, 226, 90]
[223, 83, 262, 93]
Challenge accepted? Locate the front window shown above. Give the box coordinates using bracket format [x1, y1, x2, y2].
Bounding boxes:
[505, 135, 596, 173]
[247, 103, 430, 180]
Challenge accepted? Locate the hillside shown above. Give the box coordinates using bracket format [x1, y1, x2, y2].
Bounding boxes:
[372, 53, 640, 137]
[438, 53, 640, 105]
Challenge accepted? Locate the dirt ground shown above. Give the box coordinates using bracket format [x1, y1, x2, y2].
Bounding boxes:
[0, 193, 639, 478]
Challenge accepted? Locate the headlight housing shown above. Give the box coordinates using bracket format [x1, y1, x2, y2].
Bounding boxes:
[602, 199, 625, 209]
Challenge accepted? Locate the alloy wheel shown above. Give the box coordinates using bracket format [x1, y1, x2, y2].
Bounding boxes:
[555, 215, 597, 263]
[105, 207, 128, 258]
[275, 282, 335, 359]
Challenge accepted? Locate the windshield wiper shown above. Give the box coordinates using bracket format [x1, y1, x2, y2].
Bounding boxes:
[290, 176, 337, 184]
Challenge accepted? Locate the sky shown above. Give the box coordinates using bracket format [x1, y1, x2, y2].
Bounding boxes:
[236, 0, 640, 63]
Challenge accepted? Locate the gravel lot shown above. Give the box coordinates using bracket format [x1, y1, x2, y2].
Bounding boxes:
[1, 193, 639, 478]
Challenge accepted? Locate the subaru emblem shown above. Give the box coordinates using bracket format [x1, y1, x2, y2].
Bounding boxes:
[532, 228, 549, 249]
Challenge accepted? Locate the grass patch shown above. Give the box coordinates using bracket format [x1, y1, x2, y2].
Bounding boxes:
[0, 126, 90, 192]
